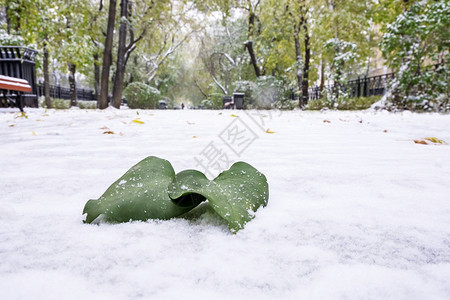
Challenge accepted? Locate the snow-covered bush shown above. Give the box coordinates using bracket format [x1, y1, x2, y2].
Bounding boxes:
[306, 95, 381, 111]
[123, 82, 160, 109]
[201, 99, 212, 109]
[254, 76, 288, 109]
[233, 80, 257, 107]
[380, 1, 449, 112]
[208, 93, 224, 109]
[0, 29, 25, 46]
[325, 38, 359, 105]
[233, 77, 291, 109]
[39, 97, 97, 109]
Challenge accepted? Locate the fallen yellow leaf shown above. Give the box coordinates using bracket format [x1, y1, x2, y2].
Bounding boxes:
[414, 137, 447, 145]
[193, 136, 197, 138]
[425, 137, 447, 144]
[32, 131, 36, 136]
[132, 119, 145, 124]
[231, 114, 239, 117]
[14, 112, 28, 119]
[266, 128, 275, 134]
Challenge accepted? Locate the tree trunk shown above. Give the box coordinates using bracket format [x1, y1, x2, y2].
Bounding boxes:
[94, 53, 100, 104]
[244, 41, 261, 77]
[301, 21, 311, 108]
[43, 44, 51, 108]
[245, 10, 262, 77]
[69, 63, 77, 107]
[112, 0, 128, 109]
[319, 56, 325, 98]
[293, 18, 302, 107]
[99, 0, 117, 109]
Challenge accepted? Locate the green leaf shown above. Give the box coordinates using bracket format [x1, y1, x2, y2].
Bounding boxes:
[82, 156, 205, 223]
[168, 162, 269, 232]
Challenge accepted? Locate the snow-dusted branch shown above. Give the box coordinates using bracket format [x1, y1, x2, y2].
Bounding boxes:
[212, 52, 236, 66]
[143, 31, 193, 83]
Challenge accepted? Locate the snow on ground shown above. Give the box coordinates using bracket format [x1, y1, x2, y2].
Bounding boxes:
[1, 107, 450, 299]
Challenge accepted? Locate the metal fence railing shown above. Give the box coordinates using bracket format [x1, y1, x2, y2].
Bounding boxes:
[308, 72, 396, 101]
[36, 83, 97, 101]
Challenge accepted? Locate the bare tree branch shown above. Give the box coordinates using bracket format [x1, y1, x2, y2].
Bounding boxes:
[212, 52, 236, 66]
[194, 79, 208, 98]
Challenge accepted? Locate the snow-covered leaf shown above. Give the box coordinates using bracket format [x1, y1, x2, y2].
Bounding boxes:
[82, 156, 204, 224]
[169, 162, 269, 232]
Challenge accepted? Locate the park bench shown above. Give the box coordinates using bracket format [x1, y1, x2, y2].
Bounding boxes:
[0, 75, 32, 112]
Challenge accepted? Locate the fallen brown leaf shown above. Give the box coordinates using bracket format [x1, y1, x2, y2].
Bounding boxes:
[103, 131, 115, 134]
[414, 140, 428, 145]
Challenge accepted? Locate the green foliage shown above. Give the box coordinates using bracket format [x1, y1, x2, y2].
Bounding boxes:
[77, 101, 97, 109]
[38, 97, 70, 109]
[0, 28, 25, 46]
[208, 92, 224, 109]
[380, 1, 450, 111]
[273, 99, 296, 110]
[306, 95, 381, 110]
[233, 80, 257, 106]
[38, 97, 97, 109]
[123, 82, 161, 109]
[83, 156, 269, 232]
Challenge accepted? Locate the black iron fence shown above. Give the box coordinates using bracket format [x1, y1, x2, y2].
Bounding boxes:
[308, 72, 396, 101]
[36, 83, 97, 101]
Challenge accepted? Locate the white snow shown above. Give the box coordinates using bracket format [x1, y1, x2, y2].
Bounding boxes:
[1, 107, 450, 299]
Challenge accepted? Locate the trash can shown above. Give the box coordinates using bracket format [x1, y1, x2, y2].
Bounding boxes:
[222, 96, 232, 109]
[158, 100, 167, 109]
[233, 93, 244, 109]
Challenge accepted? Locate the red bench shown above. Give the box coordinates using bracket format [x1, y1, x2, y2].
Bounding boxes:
[0, 75, 32, 112]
